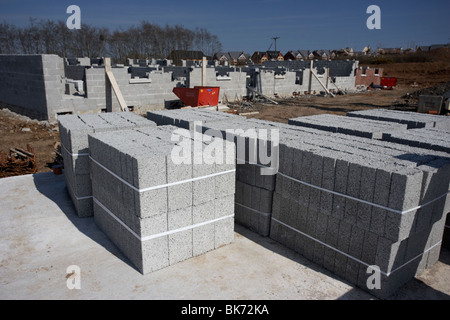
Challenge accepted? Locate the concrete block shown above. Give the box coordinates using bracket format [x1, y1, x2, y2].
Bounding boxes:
[370, 168, 391, 236]
[332, 159, 349, 220]
[344, 162, 362, 226]
[357, 166, 376, 231]
[193, 224, 215, 256]
[215, 171, 236, 198]
[320, 156, 336, 216]
[169, 230, 193, 265]
[215, 216, 234, 248]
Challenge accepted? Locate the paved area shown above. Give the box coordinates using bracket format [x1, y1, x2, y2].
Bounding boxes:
[0, 172, 449, 300]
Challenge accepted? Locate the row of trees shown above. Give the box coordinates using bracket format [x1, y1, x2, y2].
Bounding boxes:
[0, 18, 222, 63]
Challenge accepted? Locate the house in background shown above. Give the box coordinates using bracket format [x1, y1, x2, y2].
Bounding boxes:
[228, 51, 251, 65]
[355, 66, 384, 87]
[332, 47, 355, 58]
[377, 48, 402, 55]
[213, 51, 250, 65]
[266, 51, 284, 61]
[416, 46, 430, 53]
[251, 51, 284, 64]
[213, 52, 229, 64]
[167, 50, 204, 66]
[284, 50, 311, 60]
[312, 50, 334, 60]
[250, 51, 268, 64]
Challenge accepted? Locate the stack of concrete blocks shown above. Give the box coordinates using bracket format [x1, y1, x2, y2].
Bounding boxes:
[188, 67, 248, 103]
[262, 121, 450, 298]
[58, 112, 156, 217]
[88, 125, 236, 274]
[193, 116, 280, 236]
[288, 114, 408, 139]
[347, 109, 449, 129]
[147, 109, 277, 236]
[383, 128, 450, 153]
[347, 109, 450, 257]
[198, 115, 450, 298]
[147, 108, 243, 130]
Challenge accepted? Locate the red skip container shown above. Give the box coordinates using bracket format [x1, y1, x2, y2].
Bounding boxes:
[380, 77, 397, 89]
[173, 86, 220, 107]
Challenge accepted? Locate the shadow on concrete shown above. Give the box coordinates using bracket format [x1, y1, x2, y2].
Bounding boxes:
[233, 223, 375, 300]
[32, 171, 138, 272]
[234, 217, 450, 300]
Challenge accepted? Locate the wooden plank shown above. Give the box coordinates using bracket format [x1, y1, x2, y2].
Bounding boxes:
[104, 57, 128, 112]
[311, 70, 335, 97]
[246, 86, 279, 105]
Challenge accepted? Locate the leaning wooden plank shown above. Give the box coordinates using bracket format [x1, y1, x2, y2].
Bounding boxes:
[104, 57, 128, 112]
[246, 86, 279, 105]
[311, 70, 335, 97]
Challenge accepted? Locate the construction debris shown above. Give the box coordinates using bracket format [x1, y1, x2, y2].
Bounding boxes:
[0, 144, 37, 178]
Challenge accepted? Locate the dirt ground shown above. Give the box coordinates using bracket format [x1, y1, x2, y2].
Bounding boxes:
[0, 109, 60, 175]
[0, 56, 449, 176]
[245, 85, 416, 123]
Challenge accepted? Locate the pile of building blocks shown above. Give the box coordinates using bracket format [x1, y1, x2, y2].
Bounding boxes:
[347, 109, 449, 129]
[383, 128, 450, 153]
[177, 110, 450, 298]
[146, 108, 242, 130]
[87, 125, 236, 274]
[58, 112, 156, 217]
[59, 107, 450, 298]
[288, 114, 408, 139]
[269, 127, 450, 298]
[147, 109, 277, 236]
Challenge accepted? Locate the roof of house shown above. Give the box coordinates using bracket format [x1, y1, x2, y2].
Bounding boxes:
[214, 52, 228, 60]
[430, 44, 449, 50]
[227, 51, 248, 60]
[252, 51, 268, 59]
[266, 51, 283, 59]
[168, 50, 204, 60]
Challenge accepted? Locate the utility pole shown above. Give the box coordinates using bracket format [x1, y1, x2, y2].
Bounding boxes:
[272, 36, 280, 51]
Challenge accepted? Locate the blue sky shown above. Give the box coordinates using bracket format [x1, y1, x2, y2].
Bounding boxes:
[1, 0, 449, 53]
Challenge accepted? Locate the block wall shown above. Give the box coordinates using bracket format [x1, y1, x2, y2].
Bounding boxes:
[188, 67, 248, 102]
[0, 54, 50, 120]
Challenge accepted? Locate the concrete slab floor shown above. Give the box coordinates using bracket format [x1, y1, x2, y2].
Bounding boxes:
[0, 172, 449, 300]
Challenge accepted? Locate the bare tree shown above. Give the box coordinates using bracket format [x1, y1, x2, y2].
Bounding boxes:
[0, 18, 222, 63]
[0, 22, 18, 54]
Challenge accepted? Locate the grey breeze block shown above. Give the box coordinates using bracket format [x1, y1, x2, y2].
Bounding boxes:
[147, 108, 450, 298]
[148, 108, 278, 236]
[196, 112, 450, 298]
[88, 124, 236, 274]
[58, 112, 156, 217]
[288, 114, 408, 139]
[267, 120, 450, 299]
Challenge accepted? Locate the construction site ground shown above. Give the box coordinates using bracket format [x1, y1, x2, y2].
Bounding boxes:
[1, 59, 450, 300]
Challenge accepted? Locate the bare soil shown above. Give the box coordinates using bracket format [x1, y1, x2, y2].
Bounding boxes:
[0, 109, 60, 175]
[245, 85, 416, 123]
